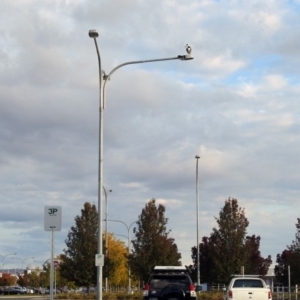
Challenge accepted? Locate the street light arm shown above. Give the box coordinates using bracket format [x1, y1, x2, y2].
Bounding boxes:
[106, 219, 129, 231]
[1, 253, 17, 268]
[43, 258, 51, 265]
[128, 220, 137, 232]
[105, 219, 137, 233]
[115, 233, 128, 239]
[102, 54, 193, 109]
[104, 56, 179, 80]
[2, 253, 17, 261]
[11, 257, 21, 261]
[23, 257, 34, 264]
[102, 186, 107, 199]
[22, 256, 34, 270]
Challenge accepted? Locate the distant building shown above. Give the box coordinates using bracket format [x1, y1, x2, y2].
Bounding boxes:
[263, 266, 276, 290]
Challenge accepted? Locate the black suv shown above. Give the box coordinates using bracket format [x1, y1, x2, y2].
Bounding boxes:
[143, 266, 202, 300]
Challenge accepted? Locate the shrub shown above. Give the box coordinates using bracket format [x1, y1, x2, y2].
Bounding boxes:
[55, 290, 223, 300]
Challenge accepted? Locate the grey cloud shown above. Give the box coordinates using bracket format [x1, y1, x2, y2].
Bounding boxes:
[1, 0, 300, 266]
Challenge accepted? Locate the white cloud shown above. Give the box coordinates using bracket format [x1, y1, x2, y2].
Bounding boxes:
[155, 198, 183, 208]
[261, 74, 288, 90]
[120, 182, 145, 189]
[202, 53, 246, 74]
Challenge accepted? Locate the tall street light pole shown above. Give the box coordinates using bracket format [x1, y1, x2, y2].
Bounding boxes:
[0, 253, 17, 271]
[88, 28, 194, 300]
[34, 260, 44, 269]
[106, 219, 137, 293]
[103, 186, 112, 292]
[11, 256, 34, 274]
[195, 155, 200, 286]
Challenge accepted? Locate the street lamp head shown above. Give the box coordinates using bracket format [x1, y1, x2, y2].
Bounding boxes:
[89, 29, 99, 38]
[178, 54, 194, 60]
[195, 155, 200, 159]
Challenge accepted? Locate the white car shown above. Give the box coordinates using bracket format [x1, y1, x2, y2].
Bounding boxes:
[26, 287, 34, 294]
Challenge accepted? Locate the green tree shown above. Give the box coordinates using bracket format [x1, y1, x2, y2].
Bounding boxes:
[41, 262, 51, 288]
[24, 269, 41, 288]
[60, 202, 97, 292]
[275, 218, 300, 285]
[129, 198, 181, 282]
[190, 236, 213, 284]
[244, 235, 272, 275]
[191, 198, 271, 284]
[275, 250, 294, 285]
[209, 198, 249, 283]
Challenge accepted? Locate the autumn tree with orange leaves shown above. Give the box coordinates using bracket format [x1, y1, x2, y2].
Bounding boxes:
[0, 273, 17, 286]
[104, 232, 128, 287]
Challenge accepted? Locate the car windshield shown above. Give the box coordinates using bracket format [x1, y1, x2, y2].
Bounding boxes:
[233, 280, 264, 288]
[150, 275, 190, 289]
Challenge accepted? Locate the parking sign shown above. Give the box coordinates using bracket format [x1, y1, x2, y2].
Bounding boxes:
[44, 206, 62, 231]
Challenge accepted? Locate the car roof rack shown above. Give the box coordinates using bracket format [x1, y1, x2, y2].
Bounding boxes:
[153, 266, 189, 274]
[231, 275, 261, 278]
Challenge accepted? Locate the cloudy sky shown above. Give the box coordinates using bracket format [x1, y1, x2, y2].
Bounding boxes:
[1, 0, 300, 273]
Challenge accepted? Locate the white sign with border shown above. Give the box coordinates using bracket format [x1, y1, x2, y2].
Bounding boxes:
[95, 254, 104, 266]
[44, 206, 62, 231]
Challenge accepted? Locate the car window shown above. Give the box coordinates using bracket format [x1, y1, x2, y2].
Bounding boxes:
[150, 275, 190, 289]
[233, 280, 263, 288]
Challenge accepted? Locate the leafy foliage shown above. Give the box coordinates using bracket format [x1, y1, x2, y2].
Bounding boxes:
[244, 235, 272, 275]
[275, 250, 293, 285]
[190, 236, 213, 283]
[0, 273, 17, 286]
[129, 198, 181, 282]
[17, 273, 30, 287]
[209, 198, 249, 282]
[104, 232, 128, 287]
[275, 218, 300, 285]
[191, 198, 271, 284]
[60, 202, 98, 291]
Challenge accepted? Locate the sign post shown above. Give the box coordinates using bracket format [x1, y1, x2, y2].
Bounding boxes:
[44, 206, 62, 300]
[54, 259, 60, 295]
